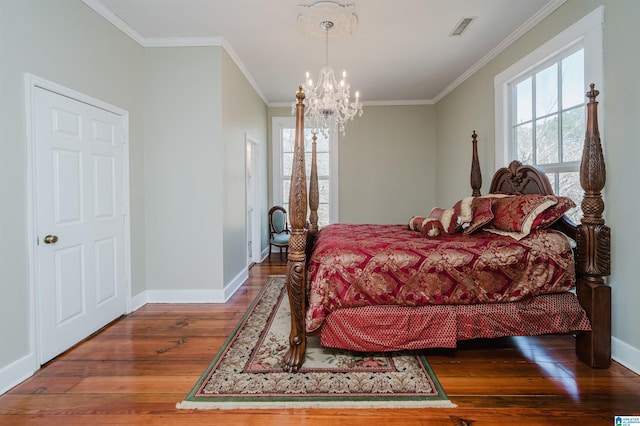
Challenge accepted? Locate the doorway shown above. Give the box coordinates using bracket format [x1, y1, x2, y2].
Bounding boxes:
[245, 135, 261, 265]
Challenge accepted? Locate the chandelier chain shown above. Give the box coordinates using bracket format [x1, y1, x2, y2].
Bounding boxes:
[324, 21, 330, 68]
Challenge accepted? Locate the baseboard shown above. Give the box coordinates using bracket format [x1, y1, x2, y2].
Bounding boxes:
[129, 268, 249, 306]
[130, 291, 148, 312]
[223, 268, 248, 302]
[260, 246, 270, 262]
[612, 337, 640, 375]
[1, 269, 250, 396]
[0, 352, 37, 395]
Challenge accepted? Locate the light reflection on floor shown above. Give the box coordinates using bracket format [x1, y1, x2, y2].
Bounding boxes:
[512, 335, 581, 402]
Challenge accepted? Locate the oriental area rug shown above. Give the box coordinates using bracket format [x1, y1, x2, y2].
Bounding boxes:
[177, 276, 454, 410]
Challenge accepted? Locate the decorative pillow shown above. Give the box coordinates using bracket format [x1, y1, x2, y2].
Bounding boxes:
[533, 196, 577, 228]
[407, 216, 443, 238]
[463, 197, 494, 235]
[421, 218, 444, 239]
[429, 207, 459, 234]
[486, 194, 558, 239]
[453, 197, 474, 225]
[408, 216, 425, 231]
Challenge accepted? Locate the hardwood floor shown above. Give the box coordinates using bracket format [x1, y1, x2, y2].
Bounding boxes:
[1, 256, 639, 425]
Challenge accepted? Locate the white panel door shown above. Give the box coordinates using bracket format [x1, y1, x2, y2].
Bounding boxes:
[35, 87, 126, 363]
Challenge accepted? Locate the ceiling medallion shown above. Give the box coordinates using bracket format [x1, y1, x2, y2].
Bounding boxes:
[297, 1, 358, 39]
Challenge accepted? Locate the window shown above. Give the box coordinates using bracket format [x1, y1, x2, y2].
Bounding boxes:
[495, 6, 603, 223]
[272, 117, 339, 227]
[512, 48, 585, 221]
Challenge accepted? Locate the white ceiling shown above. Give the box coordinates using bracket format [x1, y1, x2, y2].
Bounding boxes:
[83, 0, 563, 106]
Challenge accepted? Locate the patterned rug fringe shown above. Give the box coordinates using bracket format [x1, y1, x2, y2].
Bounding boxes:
[177, 399, 456, 410]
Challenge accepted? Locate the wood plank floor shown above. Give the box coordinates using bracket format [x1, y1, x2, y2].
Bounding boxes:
[1, 256, 639, 425]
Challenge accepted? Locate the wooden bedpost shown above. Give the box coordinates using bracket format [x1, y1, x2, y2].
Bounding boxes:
[470, 130, 482, 196]
[305, 133, 320, 261]
[308, 133, 319, 234]
[283, 87, 308, 372]
[575, 84, 611, 368]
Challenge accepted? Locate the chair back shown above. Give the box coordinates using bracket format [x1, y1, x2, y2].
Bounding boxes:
[269, 206, 289, 236]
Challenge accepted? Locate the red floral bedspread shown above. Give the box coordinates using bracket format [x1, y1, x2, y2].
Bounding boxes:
[306, 224, 575, 333]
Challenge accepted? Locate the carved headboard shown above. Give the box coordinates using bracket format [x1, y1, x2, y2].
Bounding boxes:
[489, 161, 555, 195]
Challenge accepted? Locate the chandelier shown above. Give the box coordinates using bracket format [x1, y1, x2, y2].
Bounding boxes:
[295, 5, 363, 137]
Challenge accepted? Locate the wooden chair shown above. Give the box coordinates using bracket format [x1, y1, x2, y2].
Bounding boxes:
[268, 206, 290, 260]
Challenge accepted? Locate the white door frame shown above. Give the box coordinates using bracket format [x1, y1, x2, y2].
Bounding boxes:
[25, 74, 132, 366]
[245, 133, 261, 264]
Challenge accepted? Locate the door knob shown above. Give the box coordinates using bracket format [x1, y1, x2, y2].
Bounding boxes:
[43, 235, 58, 244]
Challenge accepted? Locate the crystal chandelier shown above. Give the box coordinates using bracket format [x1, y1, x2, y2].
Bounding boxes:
[299, 20, 363, 137]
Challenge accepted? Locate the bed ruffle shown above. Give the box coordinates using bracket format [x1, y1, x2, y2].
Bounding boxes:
[319, 292, 591, 352]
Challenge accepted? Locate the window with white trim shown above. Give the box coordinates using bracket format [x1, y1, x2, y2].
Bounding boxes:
[272, 117, 339, 227]
[495, 6, 603, 223]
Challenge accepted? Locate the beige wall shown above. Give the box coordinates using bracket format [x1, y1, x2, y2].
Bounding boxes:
[221, 50, 268, 283]
[268, 104, 437, 224]
[0, 0, 144, 373]
[435, 0, 640, 362]
[144, 47, 268, 292]
[145, 47, 267, 290]
[338, 105, 437, 223]
[144, 47, 225, 291]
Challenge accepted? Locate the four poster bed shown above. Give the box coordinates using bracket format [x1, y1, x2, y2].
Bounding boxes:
[282, 84, 611, 372]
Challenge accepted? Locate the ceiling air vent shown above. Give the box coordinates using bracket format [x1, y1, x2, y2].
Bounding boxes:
[450, 17, 474, 36]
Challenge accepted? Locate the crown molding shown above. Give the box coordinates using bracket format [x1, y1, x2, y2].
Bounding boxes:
[143, 37, 222, 47]
[81, 0, 146, 45]
[432, 0, 567, 103]
[268, 99, 434, 108]
[218, 38, 269, 105]
[361, 99, 435, 106]
[81, 1, 268, 105]
[84, 0, 566, 107]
